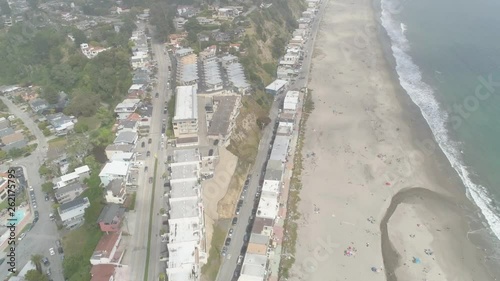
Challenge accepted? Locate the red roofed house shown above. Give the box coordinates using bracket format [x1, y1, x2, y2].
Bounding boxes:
[90, 264, 115, 281]
[90, 231, 124, 265]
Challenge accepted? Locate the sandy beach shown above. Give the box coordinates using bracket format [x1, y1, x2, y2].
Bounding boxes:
[291, 0, 496, 280]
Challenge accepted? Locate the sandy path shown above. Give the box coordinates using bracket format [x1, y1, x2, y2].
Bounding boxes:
[290, 0, 495, 280]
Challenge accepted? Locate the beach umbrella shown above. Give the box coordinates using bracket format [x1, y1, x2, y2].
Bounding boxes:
[413, 257, 421, 264]
[371, 267, 378, 272]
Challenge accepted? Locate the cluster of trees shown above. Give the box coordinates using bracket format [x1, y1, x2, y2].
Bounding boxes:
[24, 255, 49, 281]
[149, 1, 176, 41]
[0, 23, 133, 116]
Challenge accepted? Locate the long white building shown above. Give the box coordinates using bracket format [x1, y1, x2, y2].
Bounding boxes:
[166, 149, 206, 281]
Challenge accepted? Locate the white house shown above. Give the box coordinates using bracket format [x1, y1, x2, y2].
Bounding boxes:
[80, 43, 109, 59]
[58, 197, 91, 229]
[114, 99, 140, 120]
[105, 179, 127, 204]
[54, 165, 91, 189]
[99, 161, 131, 186]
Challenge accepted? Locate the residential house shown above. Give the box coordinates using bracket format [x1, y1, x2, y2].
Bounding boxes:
[97, 203, 126, 233]
[29, 98, 49, 113]
[132, 69, 150, 85]
[90, 231, 124, 265]
[105, 144, 135, 161]
[0, 128, 14, 138]
[54, 182, 86, 204]
[207, 95, 241, 146]
[105, 179, 127, 204]
[0, 118, 10, 130]
[113, 131, 138, 146]
[46, 113, 76, 136]
[174, 17, 188, 30]
[54, 165, 91, 189]
[116, 120, 138, 133]
[114, 99, 140, 120]
[213, 31, 230, 42]
[1, 132, 27, 152]
[80, 43, 109, 59]
[99, 161, 130, 186]
[58, 197, 91, 229]
[90, 264, 116, 281]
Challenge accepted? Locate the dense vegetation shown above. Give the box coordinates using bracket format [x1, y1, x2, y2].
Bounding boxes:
[0, 20, 135, 114]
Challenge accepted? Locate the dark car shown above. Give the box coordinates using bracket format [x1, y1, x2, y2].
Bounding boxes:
[147, 151, 151, 157]
[45, 194, 49, 201]
[148, 138, 152, 144]
[141, 142, 145, 148]
[34, 211, 39, 218]
[144, 166, 148, 172]
[155, 92, 159, 98]
[231, 217, 238, 225]
[42, 257, 49, 266]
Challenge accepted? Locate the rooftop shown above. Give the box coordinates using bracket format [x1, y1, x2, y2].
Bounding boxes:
[90, 264, 115, 281]
[113, 131, 137, 144]
[97, 203, 126, 225]
[170, 162, 199, 181]
[264, 165, 283, 181]
[174, 86, 198, 121]
[269, 135, 290, 162]
[261, 180, 280, 194]
[265, 79, 288, 91]
[168, 217, 201, 243]
[1, 132, 24, 144]
[256, 192, 279, 219]
[60, 197, 90, 213]
[208, 95, 240, 136]
[169, 198, 200, 219]
[99, 161, 130, 177]
[92, 232, 121, 258]
[55, 182, 84, 197]
[173, 148, 201, 163]
[166, 240, 198, 270]
[170, 179, 199, 199]
[240, 253, 267, 278]
[251, 217, 274, 234]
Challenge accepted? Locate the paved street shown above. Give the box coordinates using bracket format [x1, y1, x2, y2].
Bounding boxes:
[127, 26, 172, 281]
[0, 97, 64, 281]
[215, 2, 328, 280]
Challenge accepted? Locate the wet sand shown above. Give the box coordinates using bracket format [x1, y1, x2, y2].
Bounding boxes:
[290, 0, 496, 280]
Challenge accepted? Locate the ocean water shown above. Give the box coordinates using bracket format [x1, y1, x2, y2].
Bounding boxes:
[379, 0, 500, 246]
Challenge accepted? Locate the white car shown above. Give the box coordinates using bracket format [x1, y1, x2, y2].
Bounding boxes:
[49, 248, 55, 256]
[18, 233, 26, 241]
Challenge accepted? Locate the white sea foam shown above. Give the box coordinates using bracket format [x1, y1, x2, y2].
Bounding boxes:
[380, 0, 500, 240]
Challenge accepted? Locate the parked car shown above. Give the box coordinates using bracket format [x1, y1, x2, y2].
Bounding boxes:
[147, 151, 151, 157]
[228, 228, 233, 237]
[42, 257, 49, 266]
[49, 248, 55, 256]
[142, 142, 145, 148]
[231, 217, 238, 225]
[221, 246, 227, 256]
[237, 255, 243, 265]
[225, 237, 232, 246]
[17, 233, 26, 241]
[155, 92, 159, 98]
[148, 138, 152, 144]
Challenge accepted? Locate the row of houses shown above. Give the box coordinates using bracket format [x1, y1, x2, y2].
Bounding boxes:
[164, 148, 207, 281]
[176, 47, 200, 86]
[89, 11, 152, 281]
[238, 90, 302, 281]
[276, 4, 320, 81]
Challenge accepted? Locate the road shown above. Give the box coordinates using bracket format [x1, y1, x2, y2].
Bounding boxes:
[215, 1, 328, 280]
[147, 35, 174, 281]
[128, 24, 172, 281]
[0, 97, 64, 281]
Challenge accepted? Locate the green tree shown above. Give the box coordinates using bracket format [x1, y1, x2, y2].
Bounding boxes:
[42, 182, 54, 193]
[64, 90, 100, 117]
[0, 0, 11, 15]
[50, 64, 78, 90]
[74, 122, 89, 133]
[30, 254, 43, 272]
[42, 85, 59, 104]
[71, 29, 87, 47]
[25, 269, 49, 281]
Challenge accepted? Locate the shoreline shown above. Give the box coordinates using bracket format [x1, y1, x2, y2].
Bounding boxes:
[290, 0, 497, 280]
